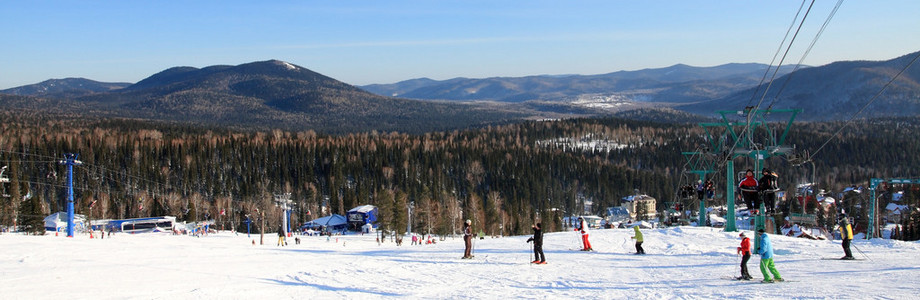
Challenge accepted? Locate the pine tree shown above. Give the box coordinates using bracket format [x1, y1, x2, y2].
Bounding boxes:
[376, 188, 395, 236]
[635, 199, 648, 221]
[394, 190, 408, 235]
[187, 200, 198, 222]
[485, 191, 503, 236]
[17, 192, 45, 235]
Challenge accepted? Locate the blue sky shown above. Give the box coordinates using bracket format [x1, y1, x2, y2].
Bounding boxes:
[2, 1, 918, 89]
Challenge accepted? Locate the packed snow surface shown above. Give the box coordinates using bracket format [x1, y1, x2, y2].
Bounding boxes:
[2, 226, 918, 299]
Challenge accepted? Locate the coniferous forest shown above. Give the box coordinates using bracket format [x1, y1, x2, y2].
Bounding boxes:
[2, 111, 920, 239]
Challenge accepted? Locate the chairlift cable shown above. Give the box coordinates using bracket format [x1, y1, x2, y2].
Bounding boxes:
[77, 163, 175, 193]
[810, 51, 920, 159]
[0, 160, 61, 164]
[767, 0, 845, 110]
[0, 148, 62, 161]
[745, 0, 810, 109]
[718, 0, 816, 171]
[751, 0, 816, 114]
[8, 179, 70, 190]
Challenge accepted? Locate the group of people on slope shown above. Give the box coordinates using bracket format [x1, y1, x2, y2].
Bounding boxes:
[471, 212, 849, 282]
[573, 216, 644, 254]
[736, 219, 852, 283]
[738, 168, 780, 215]
[736, 229, 783, 283]
[521, 216, 645, 264]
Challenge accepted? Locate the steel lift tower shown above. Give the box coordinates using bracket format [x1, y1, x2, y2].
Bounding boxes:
[59, 154, 82, 237]
[686, 108, 800, 249]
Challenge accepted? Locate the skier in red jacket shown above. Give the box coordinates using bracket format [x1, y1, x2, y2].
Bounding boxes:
[736, 232, 753, 280]
[738, 169, 760, 214]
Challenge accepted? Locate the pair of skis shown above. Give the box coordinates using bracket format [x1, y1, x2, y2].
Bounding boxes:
[722, 276, 793, 283]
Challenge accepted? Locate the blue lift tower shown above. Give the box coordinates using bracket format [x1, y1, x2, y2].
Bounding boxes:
[59, 153, 82, 237]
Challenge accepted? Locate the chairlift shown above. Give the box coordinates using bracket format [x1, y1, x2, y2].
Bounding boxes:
[0, 166, 10, 198]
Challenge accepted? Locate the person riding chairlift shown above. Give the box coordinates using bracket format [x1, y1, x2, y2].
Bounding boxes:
[739, 169, 760, 214]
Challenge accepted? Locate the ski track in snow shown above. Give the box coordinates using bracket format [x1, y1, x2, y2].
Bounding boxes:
[1, 227, 918, 299]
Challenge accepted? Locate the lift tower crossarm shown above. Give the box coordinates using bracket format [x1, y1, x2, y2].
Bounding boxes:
[685, 108, 802, 237]
[867, 178, 920, 239]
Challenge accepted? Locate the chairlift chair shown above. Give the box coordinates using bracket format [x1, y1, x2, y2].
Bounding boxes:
[0, 166, 10, 198]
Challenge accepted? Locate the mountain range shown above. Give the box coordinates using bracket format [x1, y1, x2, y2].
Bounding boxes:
[2, 51, 918, 132]
[0, 60, 521, 133]
[681, 51, 920, 120]
[361, 51, 920, 121]
[361, 63, 801, 103]
[1, 78, 131, 98]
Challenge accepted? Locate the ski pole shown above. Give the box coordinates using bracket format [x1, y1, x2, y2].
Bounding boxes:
[851, 243, 873, 262]
[530, 241, 534, 263]
[472, 234, 476, 257]
[734, 252, 740, 279]
[575, 229, 583, 250]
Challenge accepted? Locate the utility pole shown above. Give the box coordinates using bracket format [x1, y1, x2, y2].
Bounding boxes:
[59, 154, 82, 238]
[259, 210, 265, 245]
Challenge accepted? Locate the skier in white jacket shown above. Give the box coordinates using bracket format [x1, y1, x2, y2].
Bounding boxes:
[575, 217, 593, 251]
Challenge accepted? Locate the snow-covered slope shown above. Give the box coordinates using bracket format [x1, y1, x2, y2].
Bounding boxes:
[1, 226, 917, 299]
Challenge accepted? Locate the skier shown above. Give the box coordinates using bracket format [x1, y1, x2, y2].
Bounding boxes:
[838, 213, 855, 260]
[630, 225, 645, 254]
[736, 232, 753, 280]
[574, 217, 593, 251]
[462, 219, 473, 259]
[704, 179, 715, 199]
[738, 169, 760, 214]
[277, 224, 286, 246]
[759, 168, 779, 215]
[757, 229, 783, 283]
[696, 180, 705, 201]
[526, 222, 546, 264]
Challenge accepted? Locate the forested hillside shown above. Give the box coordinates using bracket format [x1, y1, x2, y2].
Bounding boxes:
[1, 112, 919, 237]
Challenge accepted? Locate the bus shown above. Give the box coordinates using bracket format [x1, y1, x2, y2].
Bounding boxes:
[106, 216, 177, 234]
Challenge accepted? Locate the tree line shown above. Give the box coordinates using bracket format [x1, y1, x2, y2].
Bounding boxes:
[2, 112, 920, 238]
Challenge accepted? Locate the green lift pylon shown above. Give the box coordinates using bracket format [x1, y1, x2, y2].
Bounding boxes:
[681, 151, 716, 227]
[868, 178, 920, 239]
[685, 107, 801, 250]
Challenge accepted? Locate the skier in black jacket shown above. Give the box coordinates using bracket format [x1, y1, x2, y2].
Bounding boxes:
[527, 222, 546, 264]
[462, 219, 473, 259]
[759, 168, 779, 215]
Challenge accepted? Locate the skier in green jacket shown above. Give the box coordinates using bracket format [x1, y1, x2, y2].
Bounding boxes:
[631, 225, 645, 254]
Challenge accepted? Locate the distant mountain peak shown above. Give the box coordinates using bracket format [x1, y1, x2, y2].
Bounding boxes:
[0, 77, 130, 97]
[268, 59, 300, 71]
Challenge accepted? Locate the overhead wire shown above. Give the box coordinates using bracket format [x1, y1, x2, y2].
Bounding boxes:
[809, 51, 920, 159]
[77, 163, 184, 197]
[767, 0, 845, 110]
[0, 148, 188, 207]
[717, 0, 816, 172]
[746, 0, 810, 109]
[750, 0, 816, 113]
[0, 148, 63, 162]
[7, 179, 70, 191]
